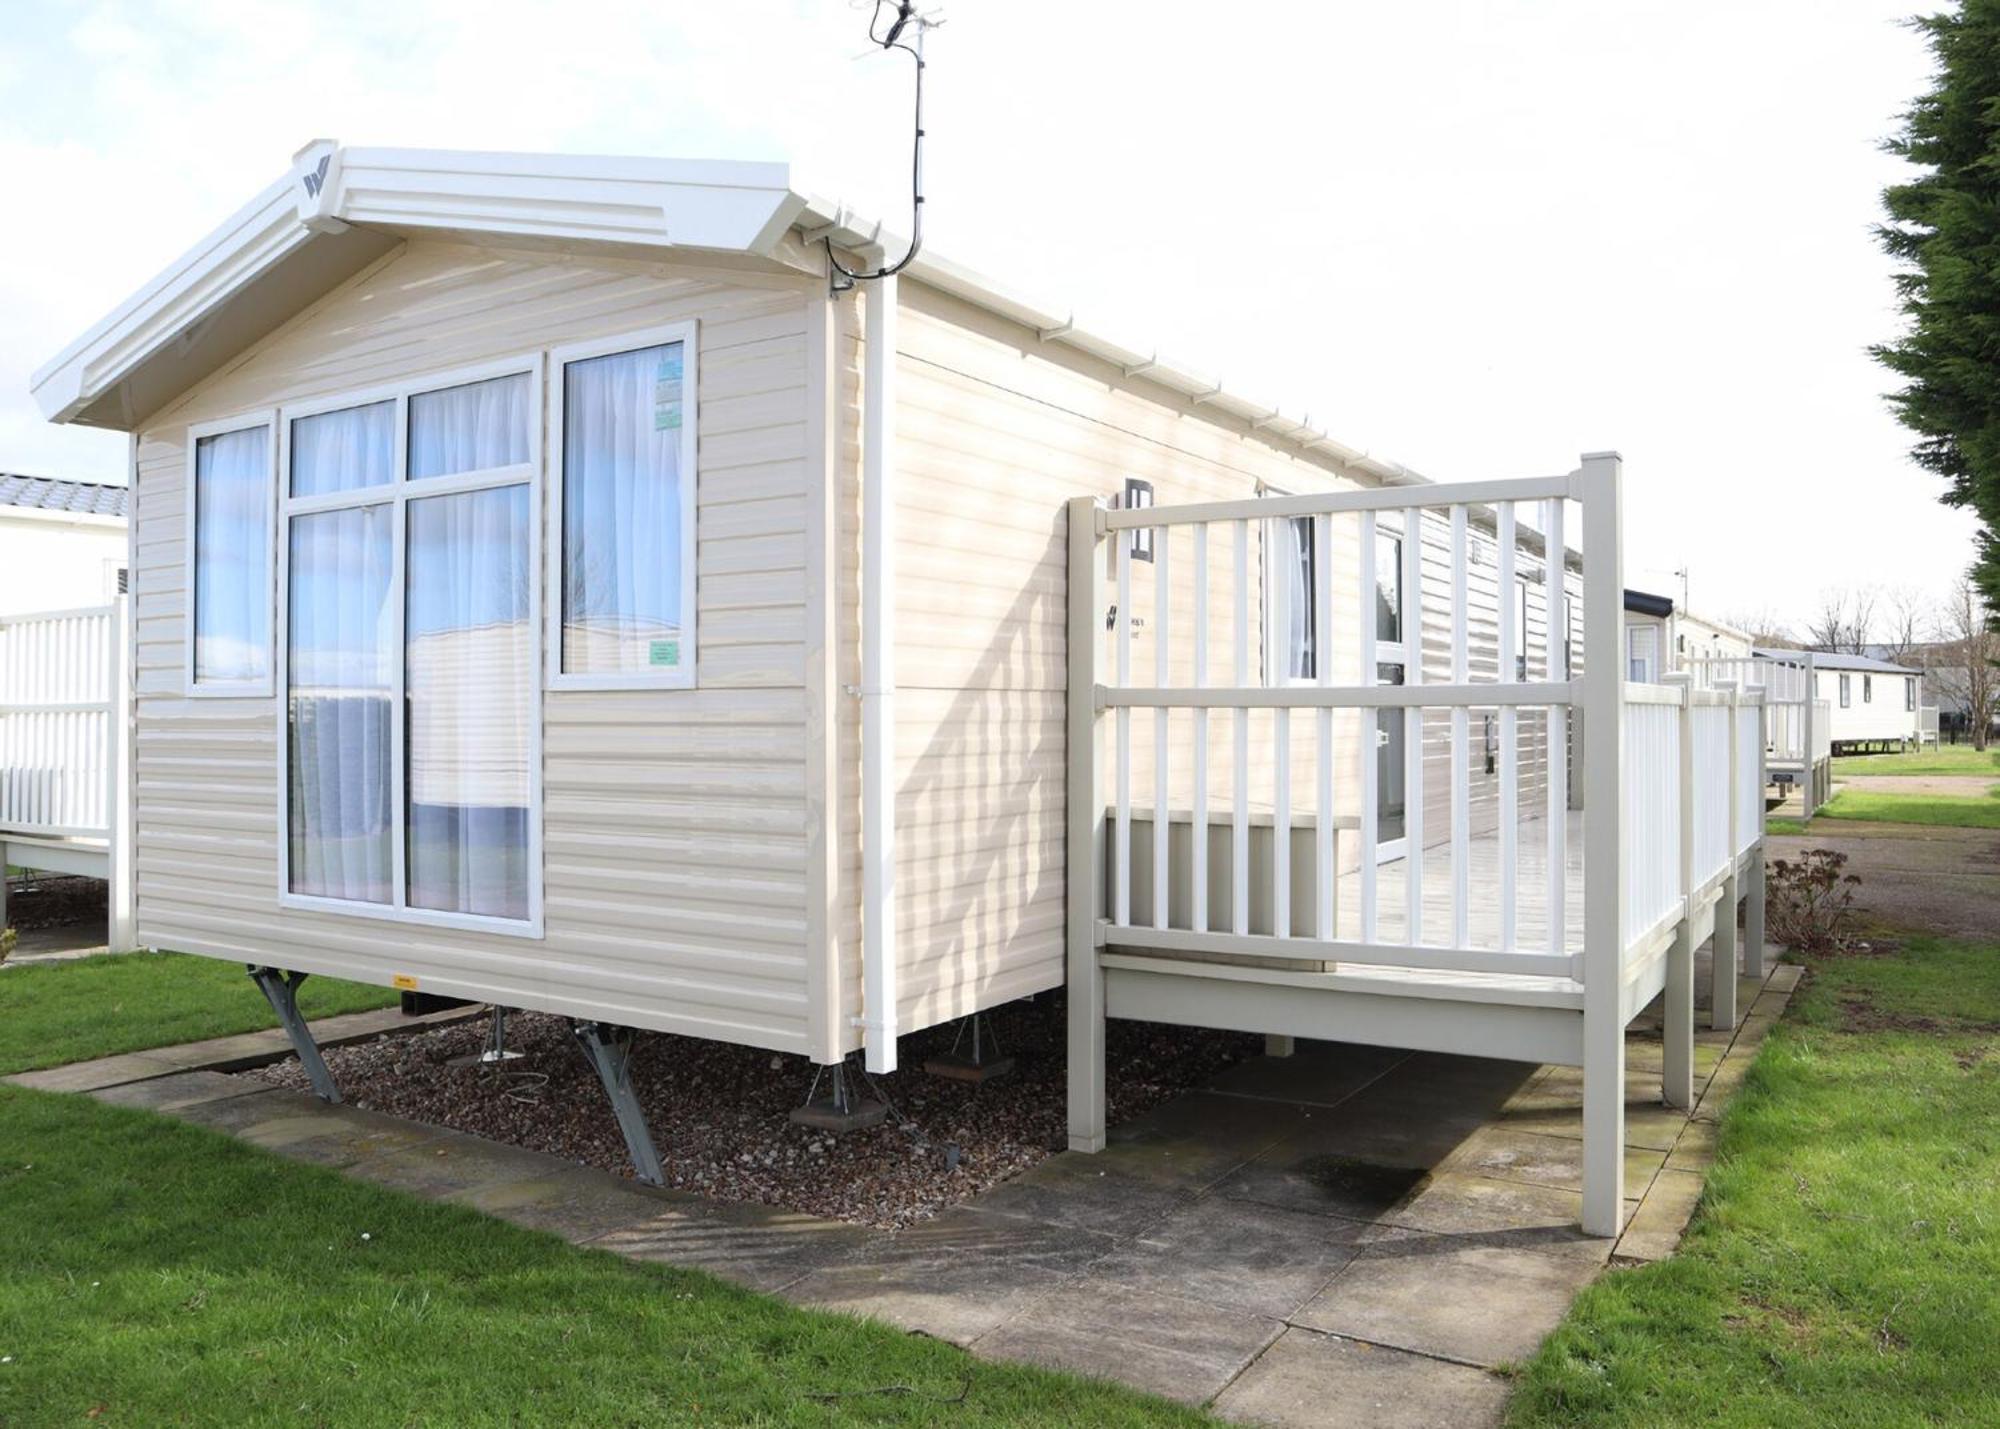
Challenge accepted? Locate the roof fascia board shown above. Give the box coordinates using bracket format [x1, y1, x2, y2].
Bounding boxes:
[0, 505, 127, 529]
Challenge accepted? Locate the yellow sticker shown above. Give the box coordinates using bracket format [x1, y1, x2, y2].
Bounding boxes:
[391, 974, 419, 992]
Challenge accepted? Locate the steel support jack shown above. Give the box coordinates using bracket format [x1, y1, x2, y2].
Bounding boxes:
[923, 1011, 1014, 1084]
[448, 1006, 525, 1068]
[247, 965, 341, 1103]
[570, 1020, 665, 1186]
[788, 1058, 890, 1132]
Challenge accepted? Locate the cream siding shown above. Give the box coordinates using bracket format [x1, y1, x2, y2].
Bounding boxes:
[132, 240, 827, 1055]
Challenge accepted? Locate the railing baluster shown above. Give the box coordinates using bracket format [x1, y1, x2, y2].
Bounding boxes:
[1115, 524, 1132, 927]
[1232, 519, 1250, 935]
[1403, 510, 1424, 944]
[1359, 511, 1378, 940]
[1450, 505, 1469, 949]
[1498, 502, 1518, 952]
[1271, 514, 1290, 937]
[1154, 523, 1170, 929]
[1314, 513, 1335, 942]
[1544, 497, 1567, 955]
[1192, 523, 1209, 934]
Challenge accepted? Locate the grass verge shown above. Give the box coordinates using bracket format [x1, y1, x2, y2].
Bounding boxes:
[0, 1088, 1196, 1426]
[1817, 788, 2000, 829]
[1506, 936, 2000, 1426]
[1830, 745, 2000, 777]
[0, 951, 395, 1076]
[1763, 816, 1807, 836]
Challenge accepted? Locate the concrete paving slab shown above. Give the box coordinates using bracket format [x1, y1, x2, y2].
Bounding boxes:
[7, 1050, 185, 1093]
[1664, 1117, 1718, 1174]
[1095, 1091, 1312, 1191]
[1215, 1143, 1434, 1222]
[448, 1163, 677, 1245]
[1379, 1170, 1611, 1239]
[972, 1152, 1196, 1238]
[975, 1281, 1283, 1406]
[1084, 1196, 1371, 1317]
[1292, 1228, 1607, 1367]
[343, 1125, 553, 1190]
[1440, 1127, 1667, 1197]
[1213, 1327, 1510, 1429]
[1204, 1042, 1408, 1107]
[1613, 1167, 1706, 1263]
[592, 1203, 871, 1298]
[232, 1101, 443, 1169]
[869, 1204, 1121, 1278]
[88, 1069, 276, 1114]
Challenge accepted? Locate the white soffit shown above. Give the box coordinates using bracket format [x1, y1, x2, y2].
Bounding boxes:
[33, 140, 1421, 488]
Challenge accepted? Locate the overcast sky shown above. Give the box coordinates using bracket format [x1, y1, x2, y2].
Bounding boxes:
[0, 0, 1977, 634]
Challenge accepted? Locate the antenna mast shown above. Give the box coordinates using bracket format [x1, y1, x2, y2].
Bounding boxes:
[827, 1, 940, 293]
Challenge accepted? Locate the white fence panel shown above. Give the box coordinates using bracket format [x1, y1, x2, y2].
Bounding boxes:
[1622, 696, 1681, 947]
[1736, 700, 1763, 853]
[1691, 700, 1731, 886]
[0, 605, 117, 839]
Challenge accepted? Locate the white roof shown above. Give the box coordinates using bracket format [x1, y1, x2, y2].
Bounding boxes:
[32, 141, 1424, 489]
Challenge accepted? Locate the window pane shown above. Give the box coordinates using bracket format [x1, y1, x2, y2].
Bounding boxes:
[287, 505, 393, 903]
[406, 484, 533, 920]
[562, 343, 687, 675]
[408, 372, 532, 479]
[290, 400, 393, 497]
[193, 425, 271, 684]
[1281, 516, 1315, 681]
[1376, 534, 1403, 644]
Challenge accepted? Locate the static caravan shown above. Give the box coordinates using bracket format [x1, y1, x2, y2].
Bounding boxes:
[1804, 651, 1925, 753]
[1673, 609, 1752, 669]
[1623, 588, 1673, 682]
[35, 143, 1766, 1235]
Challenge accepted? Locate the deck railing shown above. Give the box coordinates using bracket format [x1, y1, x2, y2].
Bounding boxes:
[0, 602, 123, 840]
[1067, 453, 1770, 1237]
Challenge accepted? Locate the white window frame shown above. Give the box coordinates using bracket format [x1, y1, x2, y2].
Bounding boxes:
[1257, 486, 1321, 687]
[1863, 673, 1873, 704]
[545, 322, 700, 692]
[274, 354, 545, 939]
[1906, 676, 1917, 712]
[1839, 673, 1852, 708]
[183, 410, 278, 698]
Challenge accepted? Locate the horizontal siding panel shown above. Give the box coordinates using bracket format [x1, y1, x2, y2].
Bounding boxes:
[129, 240, 819, 1054]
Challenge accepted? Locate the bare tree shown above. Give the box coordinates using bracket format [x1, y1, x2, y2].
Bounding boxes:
[1805, 586, 1878, 654]
[1929, 574, 1999, 750]
[1878, 585, 1933, 664]
[1723, 607, 1796, 648]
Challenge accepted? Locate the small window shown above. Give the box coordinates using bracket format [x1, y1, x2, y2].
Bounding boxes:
[1376, 530, 1404, 645]
[1626, 624, 1658, 683]
[1271, 514, 1318, 682]
[290, 400, 393, 497]
[551, 327, 698, 687]
[1839, 673, 1852, 708]
[188, 416, 274, 692]
[1863, 674, 1873, 703]
[1906, 677, 1917, 712]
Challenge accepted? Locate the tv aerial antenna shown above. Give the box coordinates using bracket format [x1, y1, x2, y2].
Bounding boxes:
[827, 1, 943, 293]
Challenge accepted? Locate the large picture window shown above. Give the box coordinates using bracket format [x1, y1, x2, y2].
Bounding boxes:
[549, 325, 698, 688]
[278, 360, 541, 934]
[187, 416, 275, 693]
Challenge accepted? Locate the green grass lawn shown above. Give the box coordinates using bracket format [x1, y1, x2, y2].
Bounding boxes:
[1817, 787, 2000, 830]
[1830, 744, 2000, 777]
[0, 1088, 1198, 1426]
[0, 951, 397, 1076]
[1763, 816, 1807, 836]
[1507, 937, 2000, 1426]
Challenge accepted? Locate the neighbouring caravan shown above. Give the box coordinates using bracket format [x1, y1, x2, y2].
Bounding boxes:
[1797, 649, 1927, 753]
[35, 144, 1767, 1235]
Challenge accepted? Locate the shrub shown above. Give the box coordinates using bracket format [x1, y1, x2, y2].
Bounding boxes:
[1767, 848, 1861, 955]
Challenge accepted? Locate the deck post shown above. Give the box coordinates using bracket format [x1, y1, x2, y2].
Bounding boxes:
[1067, 496, 1109, 1152]
[1712, 684, 1741, 1031]
[108, 593, 135, 952]
[1745, 688, 1768, 978]
[1579, 451, 1628, 1238]
[1663, 673, 1695, 1110]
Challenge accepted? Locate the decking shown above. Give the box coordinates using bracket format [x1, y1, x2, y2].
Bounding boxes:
[1066, 455, 1771, 1238]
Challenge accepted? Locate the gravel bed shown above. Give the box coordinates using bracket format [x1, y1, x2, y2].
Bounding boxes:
[2, 875, 106, 933]
[249, 993, 1256, 1229]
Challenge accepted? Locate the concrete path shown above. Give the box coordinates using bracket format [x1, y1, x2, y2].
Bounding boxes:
[1768, 820, 2000, 940]
[9, 952, 1799, 1427]
[3, 914, 110, 966]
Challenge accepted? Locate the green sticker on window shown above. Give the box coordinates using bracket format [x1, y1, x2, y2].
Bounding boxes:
[649, 638, 680, 667]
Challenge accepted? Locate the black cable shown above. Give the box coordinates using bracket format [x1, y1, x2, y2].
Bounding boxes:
[827, 1, 925, 292]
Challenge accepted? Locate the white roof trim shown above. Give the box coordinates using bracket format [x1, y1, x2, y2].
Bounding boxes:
[34, 142, 1423, 485]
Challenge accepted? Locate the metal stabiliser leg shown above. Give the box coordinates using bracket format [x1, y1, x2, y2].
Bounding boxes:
[924, 1010, 1016, 1084]
[571, 1020, 664, 1187]
[247, 965, 341, 1104]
